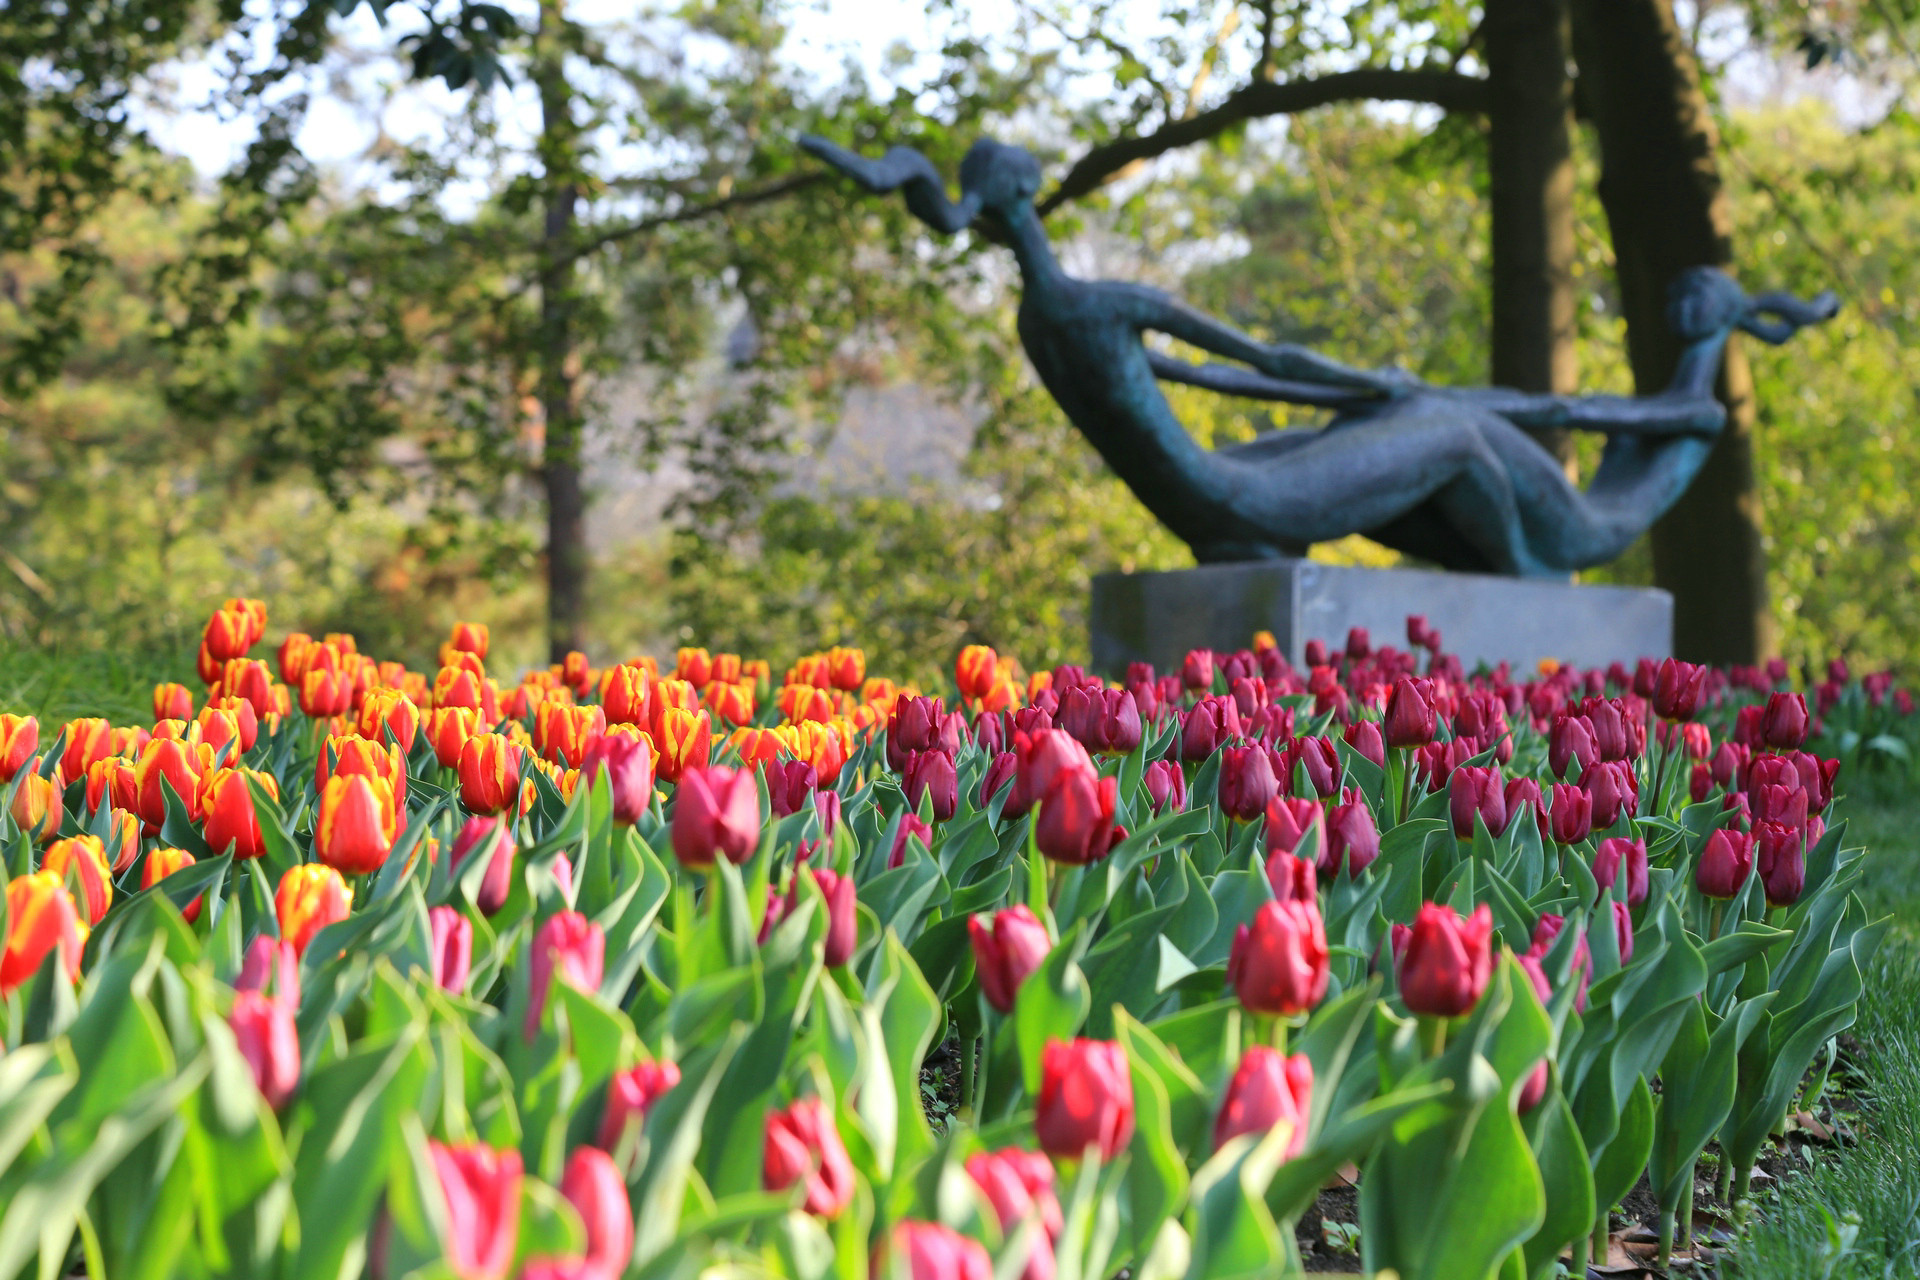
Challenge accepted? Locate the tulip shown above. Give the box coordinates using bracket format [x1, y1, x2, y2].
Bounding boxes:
[580, 731, 656, 826]
[427, 905, 472, 992]
[10, 772, 59, 845]
[653, 706, 713, 784]
[1759, 692, 1810, 750]
[980, 751, 1019, 810]
[275, 864, 351, 957]
[966, 1149, 1061, 1280]
[204, 607, 255, 661]
[421, 707, 476, 772]
[1142, 758, 1187, 814]
[809, 868, 857, 968]
[1, 872, 88, 993]
[1009, 730, 1092, 819]
[1059, 685, 1144, 757]
[1035, 1039, 1134, 1160]
[1582, 699, 1630, 761]
[763, 1096, 855, 1218]
[884, 1221, 993, 1280]
[1304, 639, 1329, 668]
[430, 1141, 522, 1280]
[560, 651, 592, 694]
[1505, 776, 1545, 836]
[1214, 1046, 1313, 1156]
[1265, 794, 1323, 860]
[1035, 762, 1121, 865]
[458, 733, 523, 816]
[1790, 751, 1840, 813]
[537, 703, 605, 770]
[197, 767, 274, 861]
[526, 910, 605, 1040]
[1343, 719, 1387, 770]
[1690, 763, 1713, 803]
[1227, 899, 1330, 1016]
[1180, 695, 1242, 761]
[135, 845, 198, 921]
[1266, 848, 1318, 906]
[229, 989, 301, 1109]
[313, 773, 399, 875]
[85, 755, 138, 815]
[56, 717, 112, 785]
[754, 758, 812, 822]
[1397, 902, 1494, 1018]
[889, 812, 934, 869]
[41, 835, 111, 924]
[671, 765, 761, 868]
[151, 682, 195, 724]
[1584, 759, 1638, 830]
[1652, 659, 1706, 721]
[1611, 900, 1635, 963]
[133, 736, 211, 831]
[903, 747, 959, 822]
[1749, 779, 1808, 832]
[970, 905, 1052, 1014]
[1447, 765, 1509, 840]
[1321, 797, 1379, 881]
[1755, 821, 1806, 907]
[559, 1147, 633, 1279]
[955, 645, 1000, 701]
[886, 695, 943, 771]
[1182, 648, 1215, 692]
[1218, 744, 1278, 822]
[1529, 914, 1592, 1012]
[355, 689, 420, 752]
[442, 620, 489, 661]
[1292, 736, 1343, 799]
[597, 1058, 682, 1153]
[1696, 828, 1755, 899]
[1591, 836, 1649, 908]
[450, 815, 517, 915]
[1547, 714, 1598, 781]
[1383, 678, 1437, 749]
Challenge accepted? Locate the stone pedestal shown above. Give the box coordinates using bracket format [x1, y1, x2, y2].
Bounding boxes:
[1090, 560, 1672, 676]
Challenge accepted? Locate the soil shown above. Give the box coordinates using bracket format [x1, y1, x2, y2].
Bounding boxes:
[1294, 1178, 1363, 1272]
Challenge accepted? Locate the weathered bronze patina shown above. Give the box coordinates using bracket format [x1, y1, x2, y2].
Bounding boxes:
[802, 135, 1836, 577]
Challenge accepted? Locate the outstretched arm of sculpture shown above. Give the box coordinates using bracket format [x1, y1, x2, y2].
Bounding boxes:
[798, 135, 979, 233]
[1125, 288, 1419, 397]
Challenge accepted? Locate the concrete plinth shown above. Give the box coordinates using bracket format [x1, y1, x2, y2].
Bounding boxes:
[1090, 560, 1672, 676]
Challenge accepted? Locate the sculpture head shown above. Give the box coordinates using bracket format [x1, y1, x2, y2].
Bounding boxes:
[1667, 266, 1839, 345]
[957, 141, 1043, 214]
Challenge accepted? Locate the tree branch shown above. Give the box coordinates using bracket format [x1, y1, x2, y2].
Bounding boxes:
[1036, 67, 1490, 215]
[561, 172, 824, 263]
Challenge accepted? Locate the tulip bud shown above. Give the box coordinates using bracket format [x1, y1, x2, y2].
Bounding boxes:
[1218, 744, 1279, 822]
[9, 770, 59, 845]
[670, 765, 761, 868]
[275, 864, 351, 956]
[888, 812, 933, 869]
[1304, 639, 1329, 668]
[313, 773, 400, 875]
[903, 747, 959, 822]
[1034, 762, 1121, 865]
[597, 1058, 681, 1153]
[1214, 1046, 1312, 1156]
[443, 815, 513, 915]
[881, 1221, 993, 1280]
[429, 1141, 522, 1280]
[458, 733, 523, 816]
[955, 645, 1000, 701]
[1755, 821, 1806, 907]
[559, 1147, 633, 1280]
[229, 989, 301, 1109]
[653, 706, 713, 784]
[1696, 828, 1755, 899]
[1142, 758, 1186, 815]
[446, 620, 490, 660]
[970, 905, 1052, 1014]
[1759, 692, 1810, 750]
[1227, 899, 1330, 1016]
[133, 736, 212, 832]
[1583, 759, 1638, 830]
[358, 689, 421, 751]
[1180, 695, 1242, 761]
[1321, 797, 1379, 881]
[1343, 719, 1387, 771]
[428, 905, 472, 993]
[140, 845, 200, 922]
[1, 871, 88, 993]
[525, 910, 604, 1040]
[1035, 1039, 1134, 1159]
[200, 767, 277, 861]
[580, 731, 656, 826]
[1266, 848, 1318, 906]
[151, 682, 195, 724]
[1059, 686, 1143, 758]
[809, 868, 857, 968]
[56, 717, 111, 785]
[1383, 678, 1437, 749]
[1529, 914, 1592, 1012]
[42, 835, 111, 924]
[980, 751, 1019, 810]
[1447, 765, 1509, 840]
[1265, 794, 1323, 860]
[1396, 902, 1494, 1018]
[763, 1097, 855, 1218]
[1652, 658, 1706, 721]
[965, 1149, 1060, 1280]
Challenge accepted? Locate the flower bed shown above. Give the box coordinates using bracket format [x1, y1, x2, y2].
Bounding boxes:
[0, 602, 1910, 1280]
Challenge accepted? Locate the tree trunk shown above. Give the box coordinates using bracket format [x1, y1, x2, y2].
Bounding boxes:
[1569, 0, 1770, 665]
[535, 0, 586, 661]
[1483, 0, 1579, 416]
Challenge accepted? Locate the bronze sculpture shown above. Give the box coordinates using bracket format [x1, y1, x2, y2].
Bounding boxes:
[800, 135, 1837, 577]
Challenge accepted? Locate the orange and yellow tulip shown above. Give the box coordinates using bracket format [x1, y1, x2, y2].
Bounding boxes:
[133, 736, 213, 831]
[204, 606, 257, 662]
[278, 632, 316, 685]
[426, 706, 479, 769]
[276, 864, 351, 956]
[358, 688, 421, 751]
[653, 707, 712, 785]
[218, 660, 276, 720]
[448, 621, 490, 660]
[313, 774, 400, 875]
[1, 872, 87, 993]
[154, 682, 195, 723]
[675, 648, 714, 687]
[10, 771, 60, 844]
[58, 717, 114, 784]
[142, 847, 201, 922]
[954, 645, 999, 701]
[458, 733, 524, 816]
[201, 767, 279, 861]
[315, 734, 408, 808]
[42, 835, 112, 924]
[561, 650, 593, 694]
[0, 714, 38, 783]
[823, 647, 865, 692]
[602, 663, 655, 727]
[85, 756, 138, 815]
[536, 702, 605, 769]
[729, 727, 787, 771]
[105, 807, 141, 873]
[703, 680, 756, 728]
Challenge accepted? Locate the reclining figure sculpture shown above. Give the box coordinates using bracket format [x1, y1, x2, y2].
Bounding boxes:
[800, 134, 1838, 578]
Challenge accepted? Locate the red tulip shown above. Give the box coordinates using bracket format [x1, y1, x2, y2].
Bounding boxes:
[141, 846, 200, 921]
[1696, 828, 1755, 899]
[808, 868, 857, 968]
[1583, 759, 1638, 829]
[580, 731, 655, 825]
[1548, 714, 1598, 780]
[1034, 1038, 1134, 1160]
[430, 1141, 522, 1280]
[885, 1221, 993, 1280]
[1182, 649, 1215, 692]
[230, 990, 300, 1109]
[1611, 900, 1635, 963]
[980, 751, 1018, 811]
[1343, 719, 1387, 770]
[525, 911, 605, 1040]
[1529, 913, 1591, 1012]
[1213, 1045, 1312, 1156]
[1060, 686, 1143, 757]
[970, 905, 1051, 1014]
[450, 815, 516, 915]
[428, 905, 472, 992]
[764, 758, 818, 819]
[597, 1058, 682, 1153]
[559, 1146, 633, 1279]
[1180, 696, 1242, 761]
[1264, 795, 1322, 859]
[889, 812, 934, 869]
[1383, 678, 1436, 749]
[965, 1149, 1061, 1280]
[1034, 761, 1121, 865]
[1397, 902, 1494, 1018]
[763, 1097, 855, 1218]
[1592, 836, 1649, 907]
[1652, 659, 1706, 721]
[1142, 758, 1186, 814]
[1755, 821, 1806, 906]
[1759, 692, 1810, 750]
[1218, 745, 1278, 822]
[671, 765, 762, 868]
[1447, 766, 1508, 840]
[1, 872, 87, 994]
[1321, 797, 1379, 881]
[458, 733, 524, 816]
[903, 747, 959, 822]
[1226, 899, 1329, 1016]
[40, 835, 111, 924]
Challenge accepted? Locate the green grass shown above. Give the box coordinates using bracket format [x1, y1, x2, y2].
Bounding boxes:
[0, 643, 195, 727]
[1727, 770, 1920, 1279]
